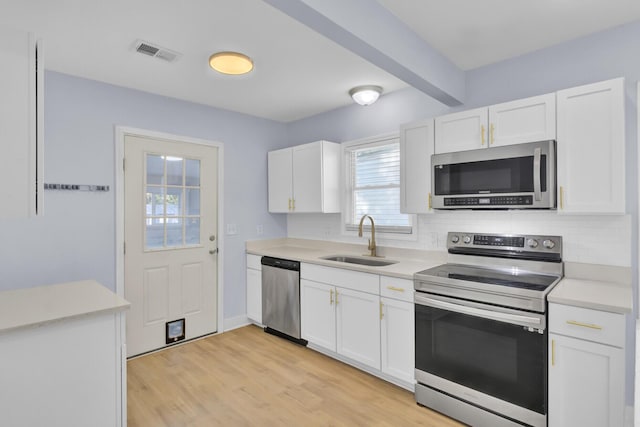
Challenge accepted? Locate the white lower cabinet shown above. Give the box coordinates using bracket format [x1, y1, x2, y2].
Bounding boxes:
[301, 279, 336, 351]
[300, 263, 415, 389]
[380, 297, 414, 384]
[336, 287, 381, 369]
[548, 303, 626, 427]
[246, 255, 262, 324]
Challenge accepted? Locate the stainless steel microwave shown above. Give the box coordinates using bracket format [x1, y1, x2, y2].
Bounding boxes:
[431, 140, 556, 209]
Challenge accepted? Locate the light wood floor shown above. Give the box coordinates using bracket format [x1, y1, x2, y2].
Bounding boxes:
[127, 325, 464, 426]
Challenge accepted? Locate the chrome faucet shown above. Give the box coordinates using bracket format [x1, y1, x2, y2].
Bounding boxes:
[358, 214, 377, 257]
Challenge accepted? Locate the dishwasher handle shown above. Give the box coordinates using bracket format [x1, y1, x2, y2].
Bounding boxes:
[261, 256, 300, 271]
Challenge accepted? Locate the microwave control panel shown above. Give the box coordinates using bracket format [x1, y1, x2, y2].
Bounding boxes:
[443, 195, 533, 207]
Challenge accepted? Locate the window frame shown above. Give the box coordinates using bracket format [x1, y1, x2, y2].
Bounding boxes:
[341, 133, 416, 241]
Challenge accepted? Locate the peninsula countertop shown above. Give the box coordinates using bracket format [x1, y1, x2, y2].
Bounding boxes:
[0, 280, 130, 335]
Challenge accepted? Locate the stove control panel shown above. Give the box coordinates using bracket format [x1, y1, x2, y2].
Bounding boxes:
[448, 232, 562, 258]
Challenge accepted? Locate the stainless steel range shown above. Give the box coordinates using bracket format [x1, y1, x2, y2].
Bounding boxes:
[414, 232, 563, 427]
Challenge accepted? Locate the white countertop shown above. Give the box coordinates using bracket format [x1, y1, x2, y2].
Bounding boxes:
[249, 238, 633, 314]
[549, 262, 632, 314]
[0, 280, 130, 335]
[246, 238, 446, 279]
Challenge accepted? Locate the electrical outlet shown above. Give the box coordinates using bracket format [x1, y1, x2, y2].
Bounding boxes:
[226, 223, 237, 235]
[256, 224, 264, 235]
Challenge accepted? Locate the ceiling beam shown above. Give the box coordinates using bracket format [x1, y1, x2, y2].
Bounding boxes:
[263, 0, 465, 106]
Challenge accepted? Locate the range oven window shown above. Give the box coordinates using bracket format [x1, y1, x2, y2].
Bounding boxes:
[434, 155, 547, 195]
[415, 303, 546, 414]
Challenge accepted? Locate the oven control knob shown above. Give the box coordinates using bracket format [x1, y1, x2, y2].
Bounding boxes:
[527, 239, 539, 248]
[463, 235, 472, 244]
[543, 239, 556, 249]
[450, 235, 460, 244]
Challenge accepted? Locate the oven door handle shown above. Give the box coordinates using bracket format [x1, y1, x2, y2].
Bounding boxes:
[533, 147, 542, 201]
[415, 294, 542, 328]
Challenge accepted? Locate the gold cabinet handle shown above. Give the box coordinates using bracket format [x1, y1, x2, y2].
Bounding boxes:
[292, 198, 295, 211]
[428, 192, 432, 210]
[559, 186, 564, 210]
[380, 301, 384, 320]
[288, 198, 292, 211]
[566, 320, 603, 330]
[490, 123, 495, 145]
[386, 286, 405, 292]
[551, 339, 556, 366]
[481, 125, 485, 146]
[330, 289, 334, 305]
[335, 289, 339, 305]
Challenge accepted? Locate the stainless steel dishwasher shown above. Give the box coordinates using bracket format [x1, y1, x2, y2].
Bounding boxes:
[261, 256, 306, 345]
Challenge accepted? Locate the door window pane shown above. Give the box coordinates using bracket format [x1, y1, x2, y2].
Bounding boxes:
[186, 159, 200, 186]
[145, 153, 202, 250]
[166, 188, 183, 217]
[186, 218, 200, 245]
[146, 155, 164, 185]
[186, 189, 200, 215]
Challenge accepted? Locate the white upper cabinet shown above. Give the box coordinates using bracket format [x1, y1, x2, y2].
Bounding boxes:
[0, 28, 43, 219]
[434, 93, 556, 154]
[267, 148, 292, 213]
[488, 93, 556, 146]
[435, 107, 488, 153]
[556, 78, 625, 214]
[268, 140, 340, 213]
[400, 118, 434, 214]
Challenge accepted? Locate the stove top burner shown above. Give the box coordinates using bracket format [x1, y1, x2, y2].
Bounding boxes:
[419, 264, 558, 292]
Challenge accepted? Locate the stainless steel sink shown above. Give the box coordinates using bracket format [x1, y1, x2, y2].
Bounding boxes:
[321, 255, 398, 267]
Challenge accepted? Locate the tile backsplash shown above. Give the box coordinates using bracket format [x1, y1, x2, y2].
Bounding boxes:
[287, 211, 632, 267]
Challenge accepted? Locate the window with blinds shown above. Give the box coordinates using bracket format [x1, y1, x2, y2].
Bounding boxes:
[345, 138, 412, 234]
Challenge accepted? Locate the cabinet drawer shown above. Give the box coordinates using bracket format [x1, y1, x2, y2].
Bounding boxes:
[380, 276, 414, 303]
[246, 254, 262, 270]
[549, 303, 625, 348]
[302, 263, 379, 294]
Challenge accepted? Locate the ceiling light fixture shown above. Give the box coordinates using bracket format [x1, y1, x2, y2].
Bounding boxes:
[209, 51, 254, 75]
[349, 85, 383, 106]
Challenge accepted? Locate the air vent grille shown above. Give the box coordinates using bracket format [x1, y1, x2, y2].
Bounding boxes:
[134, 40, 181, 63]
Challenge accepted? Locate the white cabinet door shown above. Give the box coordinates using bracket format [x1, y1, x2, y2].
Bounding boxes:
[268, 141, 340, 213]
[400, 118, 434, 214]
[246, 267, 262, 324]
[0, 28, 43, 219]
[301, 279, 336, 351]
[380, 297, 414, 384]
[292, 142, 323, 212]
[434, 107, 488, 153]
[336, 287, 380, 370]
[267, 148, 293, 213]
[556, 78, 625, 214]
[549, 333, 624, 427]
[488, 93, 556, 147]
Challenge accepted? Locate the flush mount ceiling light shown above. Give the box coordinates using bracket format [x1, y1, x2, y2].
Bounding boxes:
[349, 85, 383, 106]
[209, 51, 253, 75]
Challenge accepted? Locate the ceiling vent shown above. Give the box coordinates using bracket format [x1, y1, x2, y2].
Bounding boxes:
[134, 40, 181, 63]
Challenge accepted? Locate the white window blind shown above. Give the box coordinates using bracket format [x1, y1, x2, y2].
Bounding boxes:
[345, 139, 412, 233]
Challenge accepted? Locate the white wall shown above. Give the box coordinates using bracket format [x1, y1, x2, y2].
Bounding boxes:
[0, 71, 289, 323]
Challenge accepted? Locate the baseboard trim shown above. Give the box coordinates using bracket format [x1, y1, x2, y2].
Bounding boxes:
[223, 315, 251, 332]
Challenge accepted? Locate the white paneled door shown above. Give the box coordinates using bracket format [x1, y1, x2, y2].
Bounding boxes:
[124, 135, 218, 357]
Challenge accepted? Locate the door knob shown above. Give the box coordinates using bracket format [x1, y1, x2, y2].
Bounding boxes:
[209, 235, 216, 241]
[209, 249, 218, 255]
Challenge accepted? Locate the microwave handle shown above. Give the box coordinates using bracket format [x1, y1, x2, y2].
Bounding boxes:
[533, 147, 542, 201]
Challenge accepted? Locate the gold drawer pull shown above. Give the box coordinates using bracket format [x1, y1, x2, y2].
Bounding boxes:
[330, 289, 334, 305]
[566, 320, 603, 330]
[380, 301, 384, 320]
[386, 286, 405, 292]
[551, 339, 556, 366]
